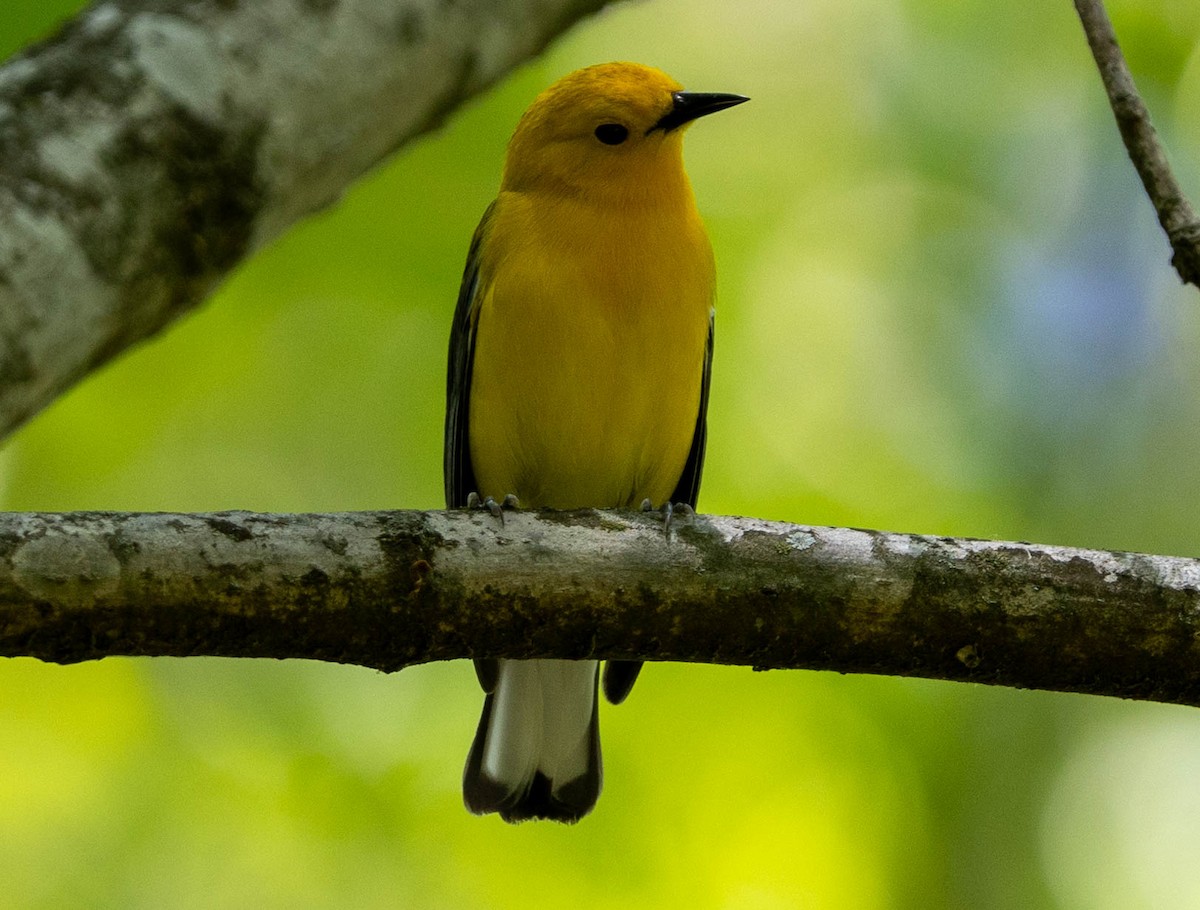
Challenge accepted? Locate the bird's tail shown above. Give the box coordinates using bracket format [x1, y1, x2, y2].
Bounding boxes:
[463, 659, 601, 823]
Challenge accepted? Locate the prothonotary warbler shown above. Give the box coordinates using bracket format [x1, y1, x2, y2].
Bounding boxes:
[445, 62, 747, 823]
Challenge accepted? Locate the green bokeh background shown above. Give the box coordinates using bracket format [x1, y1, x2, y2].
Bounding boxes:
[4, 0, 1200, 907]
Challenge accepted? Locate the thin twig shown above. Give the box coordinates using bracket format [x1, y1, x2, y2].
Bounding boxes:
[1073, 0, 1200, 286]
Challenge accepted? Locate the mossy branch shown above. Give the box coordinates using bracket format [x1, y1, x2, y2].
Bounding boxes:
[3, 508, 1199, 707]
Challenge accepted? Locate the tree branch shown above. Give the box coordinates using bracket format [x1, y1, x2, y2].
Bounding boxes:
[0, 0, 614, 440]
[3, 508, 1200, 707]
[1073, 0, 1200, 287]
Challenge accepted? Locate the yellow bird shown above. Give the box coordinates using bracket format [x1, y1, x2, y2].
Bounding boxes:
[445, 62, 746, 822]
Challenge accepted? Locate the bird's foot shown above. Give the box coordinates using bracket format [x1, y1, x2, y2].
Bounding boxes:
[641, 499, 695, 537]
[467, 492, 520, 524]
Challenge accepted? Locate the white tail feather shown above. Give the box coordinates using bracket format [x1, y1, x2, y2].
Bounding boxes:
[482, 659, 598, 793]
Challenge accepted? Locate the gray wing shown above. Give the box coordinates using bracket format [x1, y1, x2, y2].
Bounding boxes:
[667, 311, 714, 509]
[444, 201, 495, 510]
[445, 203, 497, 692]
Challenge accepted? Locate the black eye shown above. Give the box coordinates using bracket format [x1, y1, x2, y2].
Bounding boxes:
[594, 123, 629, 145]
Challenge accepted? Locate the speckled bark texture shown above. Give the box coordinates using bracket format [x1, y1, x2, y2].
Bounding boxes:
[2, 509, 1200, 706]
[0, 0, 613, 438]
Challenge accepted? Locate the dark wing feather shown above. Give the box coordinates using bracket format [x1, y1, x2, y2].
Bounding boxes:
[446, 204, 496, 694]
[603, 311, 715, 706]
[668, 310, 714, 509]
[444, 201, 495, 509]
[473, 658, 499, 693]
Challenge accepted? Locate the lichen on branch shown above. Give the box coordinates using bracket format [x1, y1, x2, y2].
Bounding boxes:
[2, 508, 1199, 707]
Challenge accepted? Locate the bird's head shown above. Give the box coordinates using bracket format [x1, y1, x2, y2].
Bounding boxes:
[501, 62, 747, 203]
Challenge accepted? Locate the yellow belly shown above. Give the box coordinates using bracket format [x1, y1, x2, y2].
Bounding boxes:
[468, 191, 713, 510]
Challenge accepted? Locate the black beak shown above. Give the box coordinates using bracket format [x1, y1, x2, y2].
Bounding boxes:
[649, 91, 749, 134]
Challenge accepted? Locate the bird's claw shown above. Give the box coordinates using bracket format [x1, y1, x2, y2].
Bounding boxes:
[468, 491, 520, 524]
[641, 499, 694, 537]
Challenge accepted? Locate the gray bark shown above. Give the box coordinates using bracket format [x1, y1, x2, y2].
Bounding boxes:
[0, 0, 613, 438]
[3, 508, 1200, 707]
[2, 2, 1198, 715]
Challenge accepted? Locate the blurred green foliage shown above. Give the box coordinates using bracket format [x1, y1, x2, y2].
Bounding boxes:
[2, 0, 1200, 907]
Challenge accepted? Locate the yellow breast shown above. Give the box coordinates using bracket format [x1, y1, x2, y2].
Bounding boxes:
[468, 189, 713, 510]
